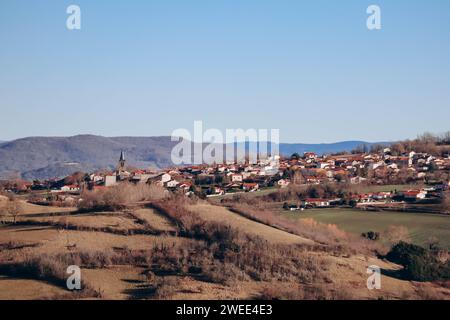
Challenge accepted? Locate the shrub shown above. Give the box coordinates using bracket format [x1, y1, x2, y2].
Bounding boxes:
[153, 277, 181, 299]
[441, 194, 450, 212]
[151, 200, 330, 285]
[386, 242, 450, 281]
[361, 231, 380, 241]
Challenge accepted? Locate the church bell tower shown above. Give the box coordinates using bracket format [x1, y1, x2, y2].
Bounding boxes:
[118, 150, 126, 172]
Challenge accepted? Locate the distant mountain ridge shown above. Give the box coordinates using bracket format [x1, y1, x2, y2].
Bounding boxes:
[0, 135, 389, 180]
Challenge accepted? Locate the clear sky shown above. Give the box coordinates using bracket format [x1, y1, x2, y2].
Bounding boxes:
[0, 0, 449, 143]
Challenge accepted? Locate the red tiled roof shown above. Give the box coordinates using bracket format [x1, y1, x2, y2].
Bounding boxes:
[305, 198, 329, 202]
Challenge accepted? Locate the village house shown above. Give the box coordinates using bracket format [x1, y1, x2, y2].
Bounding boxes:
[353, 194, 373, 204]
[368, 161, 385, 170]
[277, 179, 290, 188]
[105, 175, 118, 187]
[166, 180, 180, 188]
[304, 198, 330, 207]
[242, 182, 259, 192]
[350, 176, 367, 184]
[213, 187, 225, 195]
[178, 181, 193, 191]
[304, 152, 317, 160]
[90, 174, 104, 183]
[60, 185, 80, 193]
[161, 173, 172, 184]
[372, 192, 392, 201]
[403, 190, 427, 201]
[230, 174, 243, 182]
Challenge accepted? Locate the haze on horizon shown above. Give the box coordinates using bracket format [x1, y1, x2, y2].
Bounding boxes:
[1, 0, 450, 143]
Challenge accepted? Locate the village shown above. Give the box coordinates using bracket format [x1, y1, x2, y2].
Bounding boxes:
[2, 146, 449, 213]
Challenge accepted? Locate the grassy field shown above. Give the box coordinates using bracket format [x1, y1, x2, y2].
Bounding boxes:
[283, 208, 450, 249]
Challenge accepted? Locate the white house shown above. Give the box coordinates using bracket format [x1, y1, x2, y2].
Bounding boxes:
[350, 176, 367, 184]
[403, 190, 427, 200]
[304, 198, 330, 207]
[161, 173, 172, 183]
[243, 183, 259, 192]
[368, 161, 385, 170]
[105, 175, 117, 187]
[60, 185, 80, 193]
[231, 174, 243, 182]
[319, 162, 331, 169]
[166, 180, 179, 188]
[277, 179, 290, 188]
[90, 174, 104, 183]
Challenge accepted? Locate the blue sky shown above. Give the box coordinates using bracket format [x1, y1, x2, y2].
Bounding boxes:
[0, 0, 449, 143]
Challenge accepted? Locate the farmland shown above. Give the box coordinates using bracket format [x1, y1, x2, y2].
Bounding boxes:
[1, 191, 449, 300]
[282, 208, 450, 249]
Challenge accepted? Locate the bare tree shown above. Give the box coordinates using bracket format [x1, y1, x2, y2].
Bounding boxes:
[384, 225, 411, 245]
[440, 131, 450, 145]
[5, 197, 22, 224]
[292, 170, 305, 185]
[441, 194, 450, 212]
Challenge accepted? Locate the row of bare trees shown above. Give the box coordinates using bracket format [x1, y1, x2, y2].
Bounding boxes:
[390, 132, 450, 156]
[78, 183, 168, 211]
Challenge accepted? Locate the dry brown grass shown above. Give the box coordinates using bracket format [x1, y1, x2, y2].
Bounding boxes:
[0, 253, 102, 299]
[415, 283, 448, 300]
[1, 191, 448, 300]
[146, 199, 330, 286]
[78, 183, 167, 211]
[257, 283, 353, 300]
[0, 240, 40, 251]
[383, 225, 412, 245]
[188, 203, 312, 245]
[12, 200, 76, 216]
[131, 208, 177, 233]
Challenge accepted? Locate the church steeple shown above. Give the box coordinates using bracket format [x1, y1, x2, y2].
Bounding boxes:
[118, 150, 126, 172]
